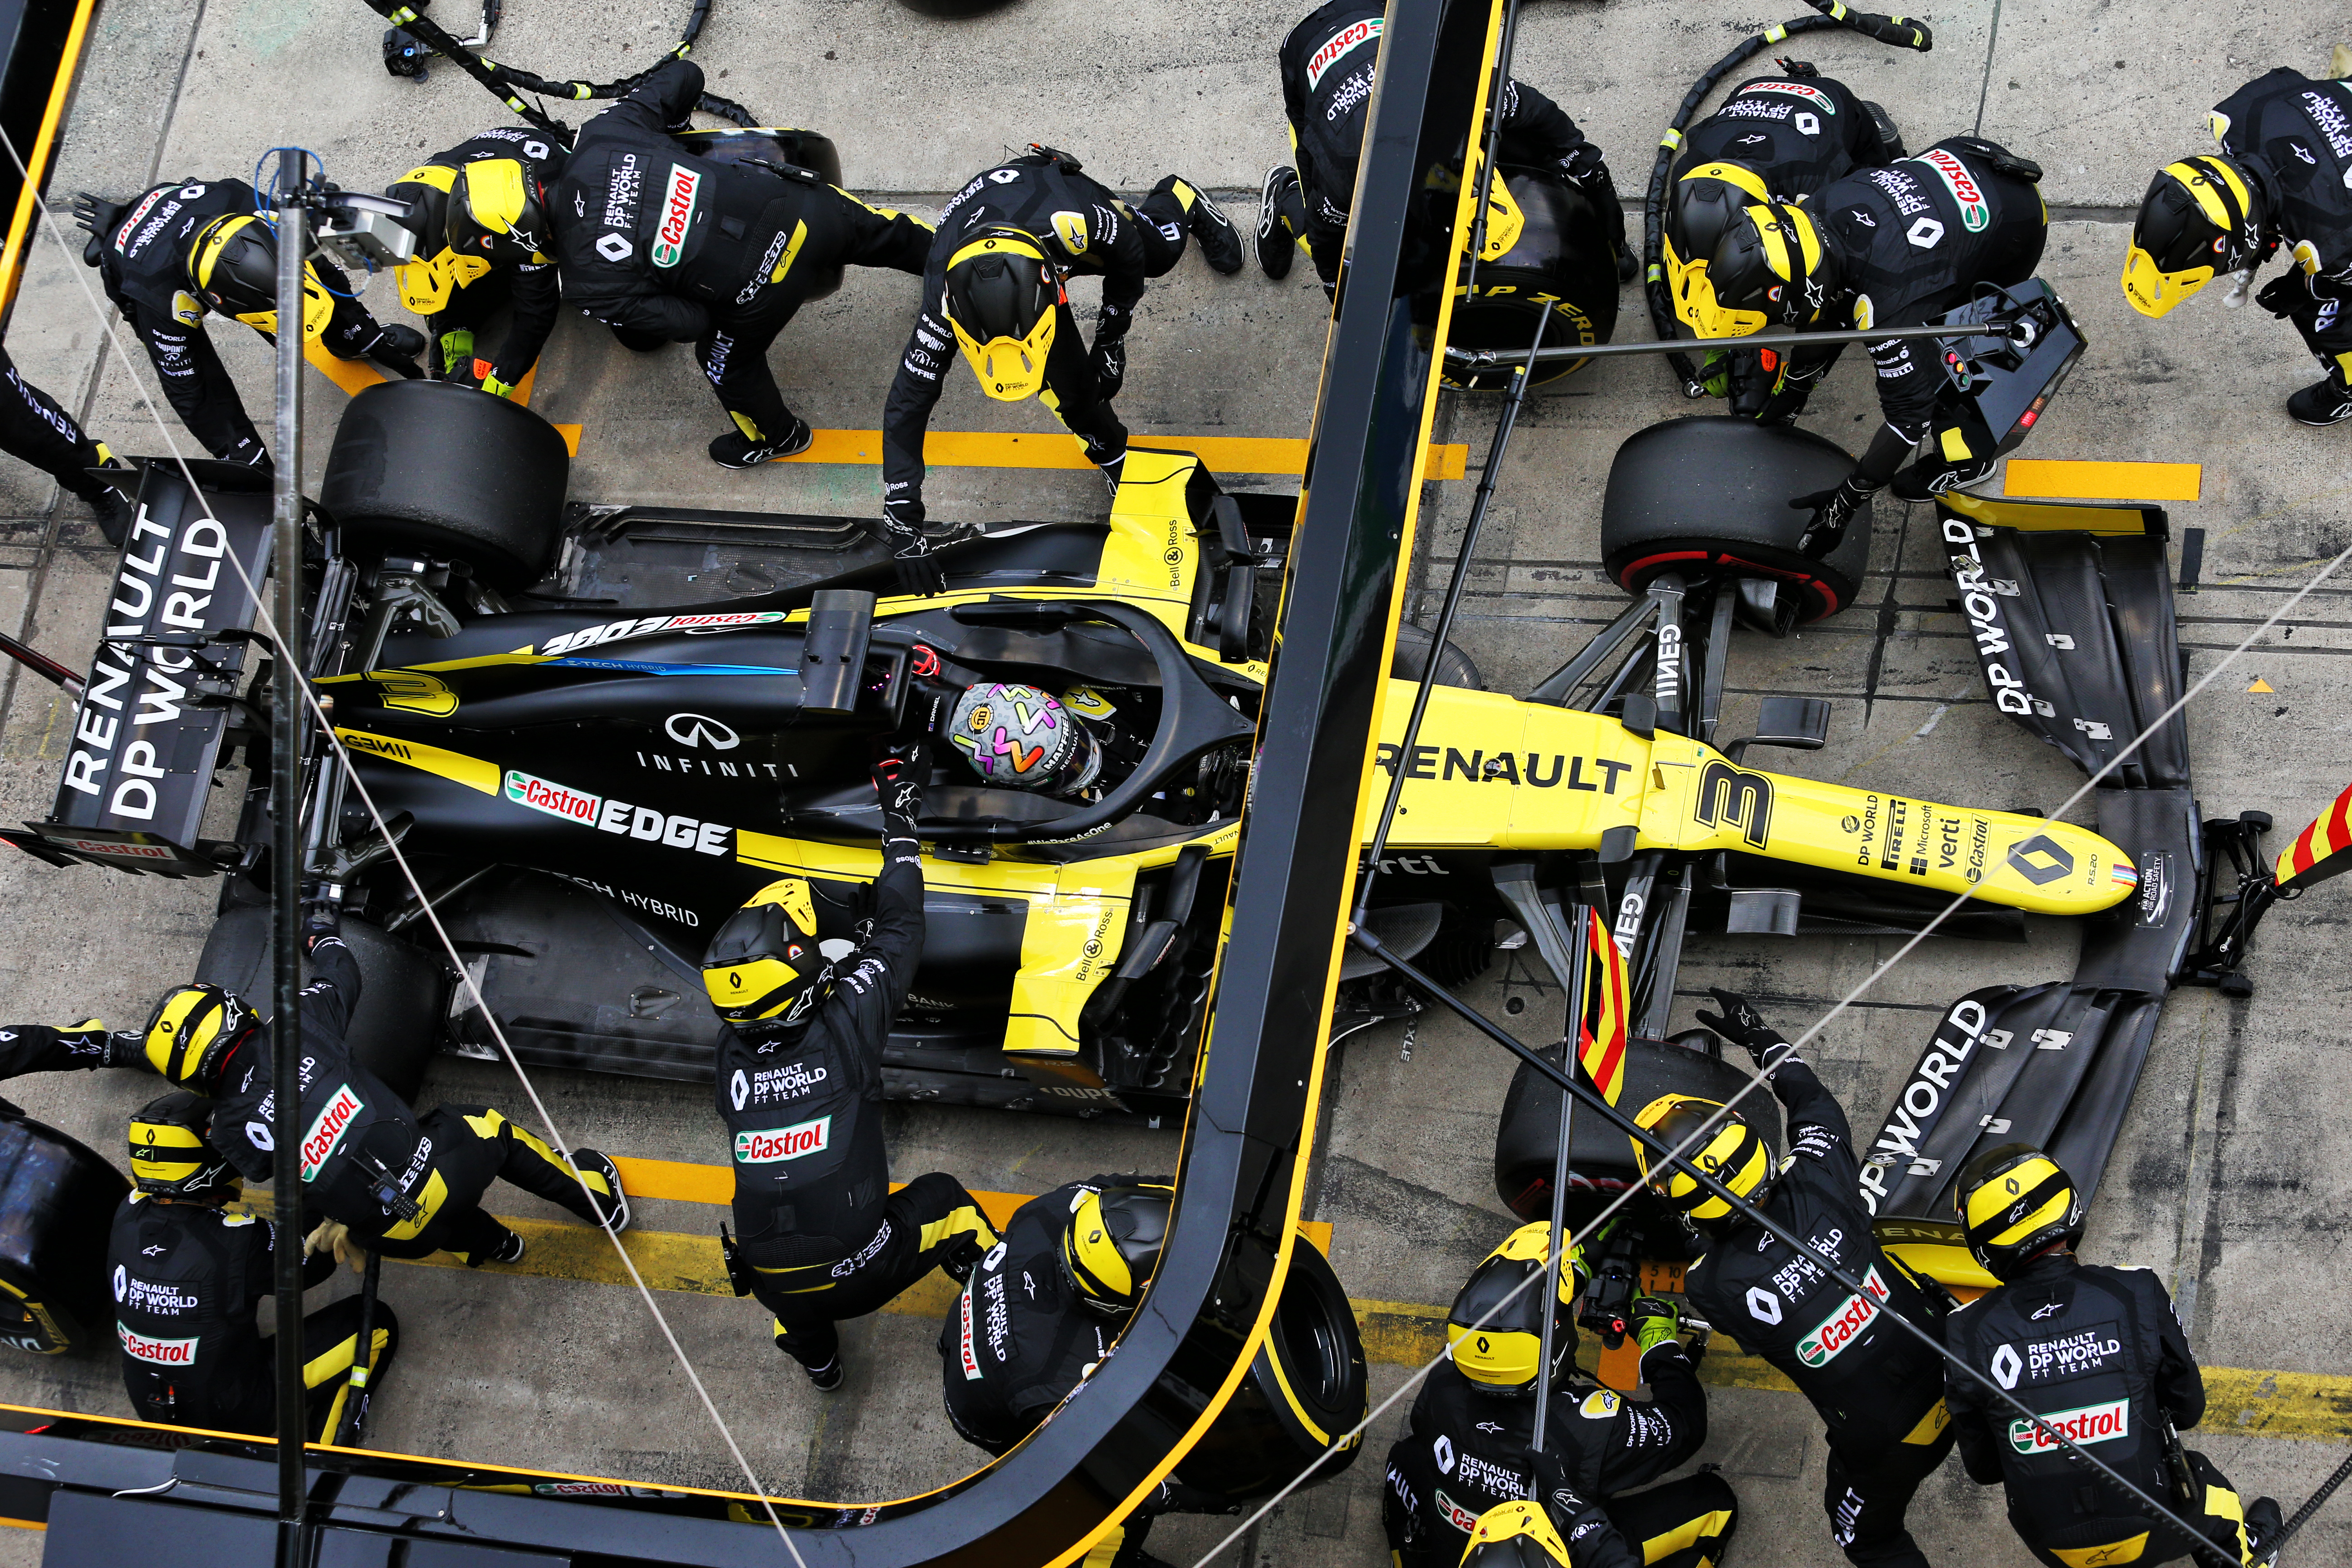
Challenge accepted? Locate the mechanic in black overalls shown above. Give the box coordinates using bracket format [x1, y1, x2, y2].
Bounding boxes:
[701, 753, 997, 1390]
[1703, 135, 2048, 548]
[1664, 64, 1905, 416]
[551, 58, 934, 469]
[938, 1176, 1176, 1564]
[70, 178, 424, 469]
[878, 146, 1243, 594]
[1639, 991, 1953, 1568]
[2125, 68, 2352, 426]
[1383, 1224, 1738, 1568]
[0, 347, 129, 541]
[1258, 0, 1631, 289]
[0, 893, 629, 1267]
[1944, 1146, 2281, 1568]
[109, 1091, 399, 1438]
[387, 126, 568, 395]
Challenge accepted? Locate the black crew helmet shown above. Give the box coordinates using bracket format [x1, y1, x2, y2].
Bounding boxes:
[943, 225, 1060, 401]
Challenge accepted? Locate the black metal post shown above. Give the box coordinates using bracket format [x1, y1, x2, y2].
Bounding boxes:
[1527, 903, 1588, 1453]
[270, 151, 309, 1564]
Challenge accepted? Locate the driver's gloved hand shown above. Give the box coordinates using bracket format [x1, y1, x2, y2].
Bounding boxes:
[1789, 474, 1876, 559]
[1693, 987, 1790, 1071]
[300, 879, 343, 948]
[880, 498, 945, 598]
[1090, 337, 1126, 402]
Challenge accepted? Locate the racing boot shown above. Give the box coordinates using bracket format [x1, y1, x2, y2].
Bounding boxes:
[79, 444, 134, 546]
[1890, 453, 1997, 501]
[2288, 375, 2352, 426]
[356, 321, 428, 379]
[570, 1148, 632, 1234]
[710, 416, 815, 468]
[1256, 166, 1301, 280]
[1862, 100, 1907, 158]
[1157, 176, 1244, 276]
[780, 1328, 845, 1393]
[472, 1225, 526, 1268]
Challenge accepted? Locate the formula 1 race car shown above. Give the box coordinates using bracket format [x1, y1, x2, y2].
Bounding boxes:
[4, 383, 2141, 1136]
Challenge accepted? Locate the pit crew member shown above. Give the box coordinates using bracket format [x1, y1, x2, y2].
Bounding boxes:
[1460, 1455, 1646, 1568]
[0, 343, 130, 541]
[1384, 1223, 1738, 1568]
[109, 1091, 398, 1438]
[1703, 135, 2048, 549]
[1259, 0, 1632, 288]
[1644, 990, 1953, 1568]
[702, 750, 997, 1390]
[385, 127, 568, 394]
[879, 145, 1242, 595]
[71, 177, 425, 469]
[0, 890, 630, 1267]
[2123, 68, 2352, 426]
[1664, 63, 1904, 416]
[1944, 1145, 2281, 1568]
[553, 58, 935, 469]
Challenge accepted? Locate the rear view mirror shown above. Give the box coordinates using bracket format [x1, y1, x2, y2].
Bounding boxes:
[1725, 696, 1831, 762]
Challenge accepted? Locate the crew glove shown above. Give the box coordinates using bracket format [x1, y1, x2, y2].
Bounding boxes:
[304, 1217, 367, 1273]
[1693, 987, 1792, 1071]
[301, 879, 343, 947]
[2256, 272, 2314, 318]
[1090, 338, 1126, 402]
[1789, 473, 1877, 558]
[881, 503, 946, 598]
[1630, 1295, 1682, 1357]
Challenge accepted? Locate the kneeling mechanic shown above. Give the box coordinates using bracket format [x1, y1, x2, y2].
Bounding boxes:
[703, 747, 998, 1390]
[111, 1091, 397, 1439]
[0, 889, 630, 1266]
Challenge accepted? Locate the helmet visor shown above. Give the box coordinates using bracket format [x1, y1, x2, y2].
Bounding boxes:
[229, 265, 335, 346]
[450, 158, 546, 265]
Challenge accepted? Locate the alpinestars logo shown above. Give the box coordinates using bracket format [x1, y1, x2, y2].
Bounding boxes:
[1916, 148, 1990, 231]
[652, 165, 701, 267]
[300, 1085, 365, 1182]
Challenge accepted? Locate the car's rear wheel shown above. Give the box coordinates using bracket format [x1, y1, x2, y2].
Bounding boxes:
[319, 379, 570, 592]
[1600, 416, 1872, 624]
[1441, 166, 1621, 391]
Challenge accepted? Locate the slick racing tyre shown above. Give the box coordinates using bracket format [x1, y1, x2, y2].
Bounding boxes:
[1600, 416, 1871, 624]
[0, 1109, 128, 1356]
[1178, 1235, 1370, 1501]
[320, 379, 570, 592]
[197, 911, 449, 1103]
[1390, 623, 1485, 689]
[1441, 165, 1620, 392]
[1492, 1034, 1778, 1249]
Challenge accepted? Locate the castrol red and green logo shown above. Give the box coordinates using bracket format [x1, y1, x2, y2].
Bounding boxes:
[734, 1115, 831, 1165]
[1796, 1266, 1891, 1366]
[651, 163, 701, 268]
[299, 1084, 365, 1182]
[2009, 1398, 2130, 1454]
[118, 1324, 199, 1365]
[1916, 147, 1990, 231]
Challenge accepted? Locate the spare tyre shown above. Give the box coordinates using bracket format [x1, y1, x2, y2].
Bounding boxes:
[319, 379, 570, 592]
[1600, 416, 1872, 624]
[0, 1108, 130, 1356]
[1492, 1035, 1779, 1259]
[1440, 165, 1620, 392]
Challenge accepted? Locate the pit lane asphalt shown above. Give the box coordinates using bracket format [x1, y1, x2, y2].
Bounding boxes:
[0, 2, 2349, 1563]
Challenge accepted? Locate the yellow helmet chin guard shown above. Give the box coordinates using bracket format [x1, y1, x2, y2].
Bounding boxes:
[1666, 162, 1772, 337]
[1631, 1094, 1775, 1222]
[2121, 156, 2258, 319]
[1472, 172, 1525, 263]
[1462, 1500, 1574, 1567]
[190, 215, 334, 345]
[392, 164, 461, 314]
[945, 231, 1059, 402]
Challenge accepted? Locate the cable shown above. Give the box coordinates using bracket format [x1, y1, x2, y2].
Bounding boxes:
[0, 127, 811, 1567]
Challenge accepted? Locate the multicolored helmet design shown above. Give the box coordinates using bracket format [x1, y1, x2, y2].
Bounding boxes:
[946, 681, 1102, 795]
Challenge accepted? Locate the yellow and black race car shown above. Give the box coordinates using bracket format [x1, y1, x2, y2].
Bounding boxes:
[5, 381, 2145, 1145]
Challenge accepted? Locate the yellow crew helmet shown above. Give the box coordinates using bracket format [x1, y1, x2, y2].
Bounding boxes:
[2121, 153, 2266, 318]
[1663, 161, 1772, 337]
[127, 1091, 235, 1198]
[943, 225, 1062, 401]
[1460, 1499, 1574, 1567]
[1705, 200, 1838, 332]
[701, 878, 831, 1031]
[1955, 1142, 2084, 1280]
[1060, 1179, 1176, 1315]
[449, 157, 553, 267]
[1631, 1094, 1775, 1224]
[389, 162, 464, 314]
[1444, 1222, 1592, 1392]
[184, 214, 333, 343]
[141, 983, 258, 1093]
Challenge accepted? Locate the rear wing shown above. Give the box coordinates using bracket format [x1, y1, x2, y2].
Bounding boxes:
[6, 461, 272, 876]
[1865, 492, 2198, 1257]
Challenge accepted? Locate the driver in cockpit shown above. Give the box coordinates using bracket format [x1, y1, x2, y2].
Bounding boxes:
[945, 682, 1106, 799]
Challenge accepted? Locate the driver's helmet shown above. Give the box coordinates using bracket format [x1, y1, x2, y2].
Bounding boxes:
[946, 682, 1102, 794]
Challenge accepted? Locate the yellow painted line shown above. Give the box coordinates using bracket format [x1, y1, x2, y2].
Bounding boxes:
[304, 341, 390, 397]
[787, 427, 1469, 480]
[2004, 459, 2202, 502]
[552, 423, 582, 456]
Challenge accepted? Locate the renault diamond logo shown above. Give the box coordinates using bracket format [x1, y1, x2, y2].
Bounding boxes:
[665, 713, 740, 750]
[2007, 834, 2076, 886]
[1991, 1343, 2022, 1389]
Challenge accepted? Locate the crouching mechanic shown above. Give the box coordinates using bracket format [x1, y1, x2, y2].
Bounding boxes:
[72, 177, 424, 469]
[0, 892, 629, 1266]
[1945, 1146, 2281, 1568]
[1642, 991, 1953, 1568]
[941, 1177, 1178, 1562]
[387, 127, 567, 395]
[554, 58, 934, 469]
[1459, 1454, 1647, 1568]
[1664, 64, 1904, 416]
[2123, 68, 2352, 426]
[880, 145, 1242, 595]
[1701, 135, 2048, 550]
[1260, 0, 1632, 289]
[112, 1091, 398, 1439]
[1385, 1223, 1737, 1568]
[702, 750, 997, 1390]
